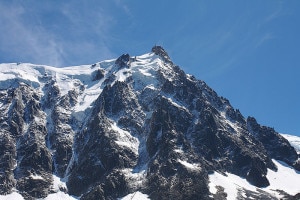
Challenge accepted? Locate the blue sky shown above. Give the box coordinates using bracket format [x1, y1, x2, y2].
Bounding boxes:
[0, 1, 299, 136]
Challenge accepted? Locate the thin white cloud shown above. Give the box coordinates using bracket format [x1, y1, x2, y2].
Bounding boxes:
[195, 3, 285, 79]
[0, 2, 65, 66]
[255, 33, 275, 48]
[59, 2, 116, 65]
[262, 1, 284, 25]
[60, 3, 113, 39]
[0, 1, 117, 67]
[113, 0, 133, 18]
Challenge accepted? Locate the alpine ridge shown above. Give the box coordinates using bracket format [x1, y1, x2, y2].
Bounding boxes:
[0, 46, 299, 200]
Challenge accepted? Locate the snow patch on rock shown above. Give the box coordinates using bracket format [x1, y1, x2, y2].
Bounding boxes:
[118, 191, 150, 200]
[209, 159, 300, 199]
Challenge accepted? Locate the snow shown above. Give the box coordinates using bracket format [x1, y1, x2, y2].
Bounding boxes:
[43, 192, 77, 200]
[178, 159, 201, 170]
[164, 96, 189, 113]
[52, 175, 67, 193]
[0, 60, 114, 115]
[266, 159, 300, 195]
[110, 122, 140, 155]
[121, 168, 147, 190]
[0, 53, 163, 116]
[174, 146, 184, 154]
[30, 174, 44, 180]
[209, 171, 247, 200]
[209, 159, 300, 199]
[118, 191, 150, 200]
[0, 63, 41, 89]
[73, 76, 104, 113]
[281, 133, 300, 153]
[1, 51, 300, 200]
[114, 68, 130, 83]
[0, 192, 24, 200]
[130, 53, 160, 91]
[220, 110, 241, 135]
[0, 175, 77, 200]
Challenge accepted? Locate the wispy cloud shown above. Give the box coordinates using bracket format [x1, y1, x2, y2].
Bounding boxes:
[0, 2, 65, 66]
[0, 1, 116, 67]
[113, 0, 132, 18]
[255, 33, 275, 48]
[59, 2, 116, 64]
[194, 2, 286, 79]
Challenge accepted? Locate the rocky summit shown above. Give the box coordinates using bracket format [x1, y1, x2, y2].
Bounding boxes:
[0, 46, 299, 200]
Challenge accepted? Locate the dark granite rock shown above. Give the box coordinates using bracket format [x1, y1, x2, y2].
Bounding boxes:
[115, 53, 131, 68]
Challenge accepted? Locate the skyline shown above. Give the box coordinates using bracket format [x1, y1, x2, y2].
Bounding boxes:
[0, 1, 299, 135]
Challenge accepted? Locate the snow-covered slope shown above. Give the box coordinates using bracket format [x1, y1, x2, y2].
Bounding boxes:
[0, 61, 109, 111]
[0, 46, 299, 200]
[281, 133, 300, 153]
[0, 53, 162, 118]
[209, 159, 300, 199]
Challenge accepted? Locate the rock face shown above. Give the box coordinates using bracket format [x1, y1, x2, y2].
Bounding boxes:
[0, 46, 299, 199]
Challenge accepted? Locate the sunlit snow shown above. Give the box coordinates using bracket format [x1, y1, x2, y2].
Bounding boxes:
[281, 133, 300, 153]
[209, 159, 300, 199]
[110, 122, 140, 155]
[0, 192, 24, 200]
[178, 159, 201, 170]
[118, 191, 150, 200]
[0, 175, 77, 200]
[121, 168, 147, 190]
[266, 160, 300, 195]
[43, 192, 77, 200]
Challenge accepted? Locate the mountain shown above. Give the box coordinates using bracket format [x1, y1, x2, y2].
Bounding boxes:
[0, 46, 299, 200]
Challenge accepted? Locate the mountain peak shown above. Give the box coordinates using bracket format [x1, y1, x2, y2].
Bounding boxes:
[151, 45, 173, 64]
[115, 53, 131, 67]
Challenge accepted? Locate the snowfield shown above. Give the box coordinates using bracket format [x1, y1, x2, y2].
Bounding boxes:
[209, 159, 300, 199]
[0, 192, 24, 200]
[281, 133, 300, 153]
